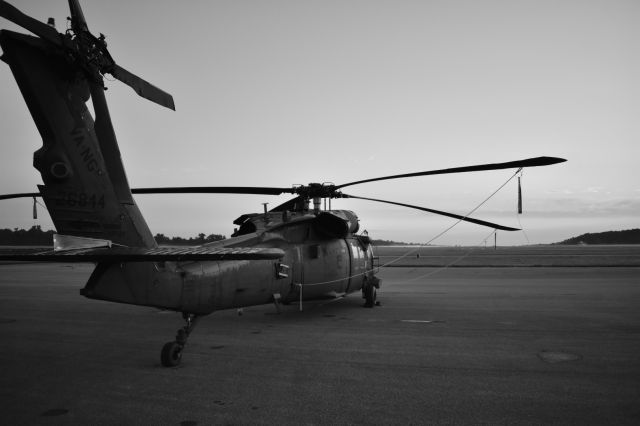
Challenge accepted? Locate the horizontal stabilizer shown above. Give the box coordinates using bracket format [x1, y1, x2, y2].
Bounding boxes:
[53, 234, 112, 251]
[0, 246, 285, 263]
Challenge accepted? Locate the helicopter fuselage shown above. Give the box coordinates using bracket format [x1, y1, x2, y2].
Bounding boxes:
[81, 209, 379, 314]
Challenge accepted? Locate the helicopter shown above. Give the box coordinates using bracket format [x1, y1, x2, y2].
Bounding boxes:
[0, 0, 566, 367]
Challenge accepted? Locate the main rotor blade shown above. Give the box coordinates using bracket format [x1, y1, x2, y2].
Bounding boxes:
[0, 192, 40, 201]
[109, 64, 175, 110]
[0, 187, 294, 200]
[131, 186, 294, 196]
[336, 156, 567, 190]
[0, 0, 63, 45]
[342, 194, 520, 231]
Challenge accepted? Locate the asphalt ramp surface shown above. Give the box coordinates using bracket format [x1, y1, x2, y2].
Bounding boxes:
[1, 263, 639, 425]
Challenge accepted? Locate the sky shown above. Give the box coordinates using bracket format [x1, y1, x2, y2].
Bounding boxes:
[0, 0, 638, 245]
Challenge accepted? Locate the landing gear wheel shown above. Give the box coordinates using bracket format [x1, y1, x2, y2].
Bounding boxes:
[161, 341, 183, 367]
[363, 281, 377, 308]
[160, 313, 199, 368]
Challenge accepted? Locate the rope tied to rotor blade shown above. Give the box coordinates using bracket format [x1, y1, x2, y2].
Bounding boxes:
[378, 167, 523, 268]
[298, 167, 524, 287]
[401, 228, 498, 283]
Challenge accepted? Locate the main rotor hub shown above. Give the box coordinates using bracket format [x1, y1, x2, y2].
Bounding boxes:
[295, 183, 341, 200]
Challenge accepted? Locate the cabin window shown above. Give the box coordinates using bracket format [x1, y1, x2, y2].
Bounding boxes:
[309, 245, 319, 259]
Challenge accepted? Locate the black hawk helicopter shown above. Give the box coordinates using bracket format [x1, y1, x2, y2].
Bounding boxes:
[0, 0, 565, 367]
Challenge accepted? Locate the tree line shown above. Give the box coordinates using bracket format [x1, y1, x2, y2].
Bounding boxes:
[0, 226, 226, 246]
[154, 233, 226, 245]
[0, 226, 55, 245]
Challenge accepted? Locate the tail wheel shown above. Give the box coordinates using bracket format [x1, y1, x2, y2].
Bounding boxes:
[160, 313, 199, 367]
[161, 341, 183, 367]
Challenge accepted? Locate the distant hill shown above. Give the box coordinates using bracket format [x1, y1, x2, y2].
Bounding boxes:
[556, 229, 640, 245]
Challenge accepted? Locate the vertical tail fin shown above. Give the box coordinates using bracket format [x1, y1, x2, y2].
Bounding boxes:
[1, 30, 156, 248]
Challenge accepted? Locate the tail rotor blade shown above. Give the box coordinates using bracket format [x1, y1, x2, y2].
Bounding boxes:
[68, 0, 88, 32]
[0, 0, 63, 45]
[110, 64, 175, 110]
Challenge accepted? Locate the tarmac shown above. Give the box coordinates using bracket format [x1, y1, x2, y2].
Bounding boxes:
[0, 263, 639, 425]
